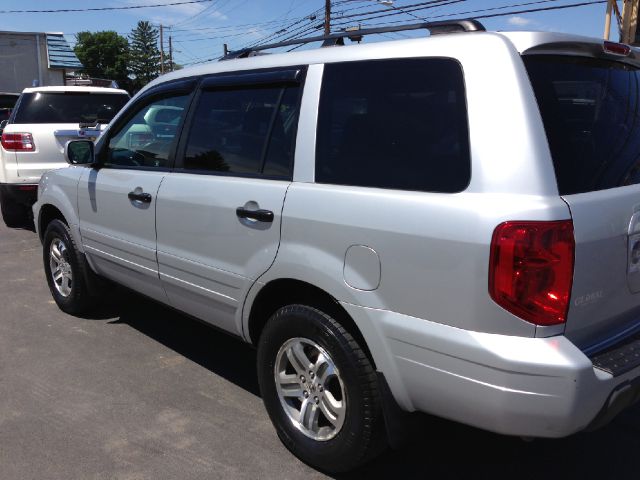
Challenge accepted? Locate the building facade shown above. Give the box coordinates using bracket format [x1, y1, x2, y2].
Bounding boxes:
[0, 31, 83, 93]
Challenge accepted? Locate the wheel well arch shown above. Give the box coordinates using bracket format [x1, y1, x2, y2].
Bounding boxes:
[38, 204, 67, 240]
[247, 278, 375, 367]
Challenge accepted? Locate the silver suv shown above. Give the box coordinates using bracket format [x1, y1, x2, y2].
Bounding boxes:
[32, 20, 640, 472]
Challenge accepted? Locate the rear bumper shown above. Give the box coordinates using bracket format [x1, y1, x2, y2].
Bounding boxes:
[0, 183, 38, 207]
[341, 303, 640, 438]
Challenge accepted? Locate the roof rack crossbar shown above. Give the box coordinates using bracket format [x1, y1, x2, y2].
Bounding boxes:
[222, 19, 485, 61]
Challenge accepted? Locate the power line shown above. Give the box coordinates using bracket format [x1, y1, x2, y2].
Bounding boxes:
[241, 6, 326, 50]
[330, 0, 604, 29]
[329, 0, 466, 26]
[233, 1, 437, 53]
[169, 17, 308, 33]
[65, 16, 307, 37]
[172, 30, 249, 42]
[169, 0, 226, 28]
[180, 0, 606, 65]
[0, 0, 217, 14]
[240, 0, 606, 54]
[472, 0, 606, 20]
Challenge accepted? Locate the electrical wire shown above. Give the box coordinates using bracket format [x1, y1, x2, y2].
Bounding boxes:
[169, 0, 227, 28]
[330, 0, 604, 29]
[0, 0, 218, 14]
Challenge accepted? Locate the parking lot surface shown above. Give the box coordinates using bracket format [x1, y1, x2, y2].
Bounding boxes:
[1, 221, 640, 479]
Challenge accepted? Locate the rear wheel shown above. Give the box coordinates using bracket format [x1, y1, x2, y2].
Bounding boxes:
[43, 219, 94, 314]
[257, 304, 385, 473]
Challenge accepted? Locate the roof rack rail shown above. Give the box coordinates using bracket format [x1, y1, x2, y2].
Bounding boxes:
[221, 19, 485, 61]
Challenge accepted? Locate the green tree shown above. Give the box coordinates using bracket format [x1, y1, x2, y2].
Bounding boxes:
[74, 31, 130, 89]
[129, 21, 161, 90]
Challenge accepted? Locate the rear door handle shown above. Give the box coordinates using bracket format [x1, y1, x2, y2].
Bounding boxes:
[128, 191, 152, 203]
[236, 207, 274, 223]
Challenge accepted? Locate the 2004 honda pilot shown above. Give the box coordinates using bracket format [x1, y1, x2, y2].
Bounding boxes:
[32, 20, 640, 472]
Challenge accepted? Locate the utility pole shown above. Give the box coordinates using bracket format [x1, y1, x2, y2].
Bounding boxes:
[604, 0, 614, 39]
[160, 24, 165, 74]
[169, 35, 173, 72]
[621, 0, 639, 43]
[324, 0, 331, 36]
[604, 0, 640, 44]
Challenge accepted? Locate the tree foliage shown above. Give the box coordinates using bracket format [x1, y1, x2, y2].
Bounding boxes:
[74, 31, 129, 89]
[129, 21, 161, 90]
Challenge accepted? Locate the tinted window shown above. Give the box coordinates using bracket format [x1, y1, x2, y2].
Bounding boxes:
[525, 56, 640, 195]
[14, 92, 129, 124]
[264, 87, 300, 176]
[316, 58, 470, 193]
[105, 95, 189, 169]
[1, 95, 19, 122]
[183, 85, 299, 177]
[0, 94, 18, 108]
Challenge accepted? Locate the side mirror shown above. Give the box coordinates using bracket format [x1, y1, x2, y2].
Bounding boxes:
[65, 140, 95, 165]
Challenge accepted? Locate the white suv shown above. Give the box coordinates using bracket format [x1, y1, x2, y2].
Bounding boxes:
[0, 86, 129, 227]
[32, 21, 640, 472]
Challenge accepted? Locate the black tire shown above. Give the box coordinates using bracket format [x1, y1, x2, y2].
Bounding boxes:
[257, 304, 386, 473]
[42, 219, 94, 314]
[0, 195, 29, 228]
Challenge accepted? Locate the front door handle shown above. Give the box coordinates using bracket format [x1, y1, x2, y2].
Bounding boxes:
[236, 207, 274, 223]
[128, 191, 152, 203]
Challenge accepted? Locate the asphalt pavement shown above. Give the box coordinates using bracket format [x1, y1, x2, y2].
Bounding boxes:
[1, 220, 640, 479]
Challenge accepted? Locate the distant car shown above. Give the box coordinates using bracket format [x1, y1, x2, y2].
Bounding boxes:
[0, 92, 19, 126]
[0, 86, 129, 227]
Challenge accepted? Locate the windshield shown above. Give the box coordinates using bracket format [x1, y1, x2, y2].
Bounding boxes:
[13, 92, 129, 125]
[524, 55, 640, 195]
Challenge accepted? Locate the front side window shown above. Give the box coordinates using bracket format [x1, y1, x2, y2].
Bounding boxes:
[104, 95, 190, 169]
[183, 85, 300, 178]
[316, 58, 471, 193]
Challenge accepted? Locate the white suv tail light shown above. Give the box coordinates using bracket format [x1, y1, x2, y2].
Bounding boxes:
[1, 132, 35, 151]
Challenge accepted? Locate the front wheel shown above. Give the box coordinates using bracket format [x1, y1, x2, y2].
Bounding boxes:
[43, 219, 94, 314]
[257, 304, 385, 473]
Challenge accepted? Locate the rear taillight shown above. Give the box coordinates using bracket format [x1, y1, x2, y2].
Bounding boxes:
[1, 132, 35, 151]
[489, 221, 575, 326]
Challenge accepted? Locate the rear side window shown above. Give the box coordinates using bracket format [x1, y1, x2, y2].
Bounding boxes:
[525, 55, 640, 195]
[183, 85, 300, 178]
[13, 92, 129, 124]
[316, 58, 470, 193]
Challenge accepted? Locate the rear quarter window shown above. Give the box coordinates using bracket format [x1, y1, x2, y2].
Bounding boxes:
[315, 58, 471, 193]
[524, 55, 640, 195]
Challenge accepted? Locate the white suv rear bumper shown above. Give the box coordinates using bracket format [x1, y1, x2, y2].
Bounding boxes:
[341, 303, 640, 438]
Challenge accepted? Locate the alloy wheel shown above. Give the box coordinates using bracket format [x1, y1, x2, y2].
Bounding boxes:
[274, 337, 347, 441]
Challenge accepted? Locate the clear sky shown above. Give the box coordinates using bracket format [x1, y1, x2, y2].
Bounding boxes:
[0, 0, 610, 66]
